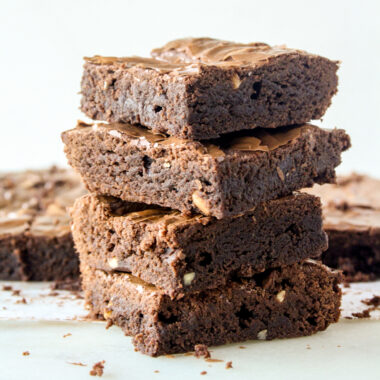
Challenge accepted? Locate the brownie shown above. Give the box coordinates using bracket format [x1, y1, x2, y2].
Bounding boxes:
[81, 37, 339, 140]
[82, 260, 341, 356]
[62, 121, 350, 219]
[0, 167, 86, 281]
[71, 192, 327, 298]
[304, 174, 380, 281]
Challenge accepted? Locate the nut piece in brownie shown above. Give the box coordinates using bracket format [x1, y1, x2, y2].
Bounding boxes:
[81, 37, 339, 140]
[304, 174, 380, 281]
[62, 122, 350, 219]
[71, 192, 327, 298]
[0, 167, 86, 281]
[82, 260, 341, 356]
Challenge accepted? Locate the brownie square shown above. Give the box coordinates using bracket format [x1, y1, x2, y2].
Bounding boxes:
[81, 37, 339, 140]
[305, 174, 380, 281]
[71, 192, 327, 298]
[62, 122, 350, 219]
[82, 260, 341, 356]
[0, 167, 86, 281]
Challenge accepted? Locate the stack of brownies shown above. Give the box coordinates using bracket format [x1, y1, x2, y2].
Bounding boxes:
[63, 38, 351, 356]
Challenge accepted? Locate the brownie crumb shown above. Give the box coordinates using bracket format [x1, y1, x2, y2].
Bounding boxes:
[68, 362, 87, 367]
[239, 346, 246, 349]
[206, 358, 224, 363]
[165, 354, 176, 359]
[52, 278, 81, 292]
[48, 291, 60, 297]
[63, 333, 72, 338]
[352, 309, 371, 318]
[194, 344, 211, 359]
[2, 285, 13, 291]
[16, 297, 27, 304]
[200, 371, 207, 376]
[89, 361, 105, 377]
[225, 361, 233, 369]
[361, 295, 380, 307]
[22, 351, 30, 356]
[12, 289, 21, 296]
[105, 320, 113, 330]
[154, 370, 159, 373]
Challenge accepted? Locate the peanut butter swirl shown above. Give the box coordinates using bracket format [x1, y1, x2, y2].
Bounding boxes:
[85, 37, 302, 72]
[77, 120, 306, 158]
[151, 37, 293, 66]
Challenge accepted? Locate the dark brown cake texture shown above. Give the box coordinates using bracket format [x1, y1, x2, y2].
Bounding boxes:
[81, 37, 339, 140]
[82, 260, 341, 356]
[71, 192, 328, 298]
[304, 174, 380, 281]
[0, 167, 86, 281]
[62, 122, 350, 219]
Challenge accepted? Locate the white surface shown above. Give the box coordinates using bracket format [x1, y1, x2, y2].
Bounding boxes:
[0, 281, 379, 379]
[1, 0, 380, 175]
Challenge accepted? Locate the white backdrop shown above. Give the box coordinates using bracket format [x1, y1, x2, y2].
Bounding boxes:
[1, 0, 379, 175]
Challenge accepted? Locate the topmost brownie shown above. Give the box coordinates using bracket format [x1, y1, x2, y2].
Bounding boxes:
[81, 37, 338, 140]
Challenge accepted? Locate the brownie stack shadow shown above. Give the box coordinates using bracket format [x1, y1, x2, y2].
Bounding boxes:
[62, 37, 351, 356]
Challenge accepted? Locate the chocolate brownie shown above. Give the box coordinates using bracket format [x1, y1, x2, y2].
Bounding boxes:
[71, 192, 327, 298]
[81, 37, 339, 140]
[62, 122, 350, 219]
[0, 167, 86, 281]
[82, 260, 341, 356]
[305, 174, 380, 281]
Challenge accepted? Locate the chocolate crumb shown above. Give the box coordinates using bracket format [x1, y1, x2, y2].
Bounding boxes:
[154, 370, 159, 373]
[194, 344, 211, 359]
[12, 289, 21, 296]
[63, 333, 72, 338]
[205, 358, 223, 363]
[48, 291, 59, 297]
[200, 371, 207, 375]
[51, 278, 81, 292]
[105, 320, 113, 329]
[238, 345, 246, 349]
[89, 361, 105, 377]
[352, 309, 371, 318]
[225, 361, 233, 369]
[22, 351, 30, 356]
[68, 362, 87, 367]
[2, 285, 12, 291]
[16, 297, 27, 304]
[361, 295, 380, 307]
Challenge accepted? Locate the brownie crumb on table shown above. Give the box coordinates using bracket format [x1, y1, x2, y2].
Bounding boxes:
[89, 361, 105, 377]
[225, 361, 233, 369]
[68, 362, 87, 367]
[2, 285, 12, 291]
[200, 371, 207, 376]
[361, 295, 380, 307]
[63, 333, 72, 338]
[22, 351, 30, 356]
[352, 309, 371, 319]
[194, 344, 211, 359]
